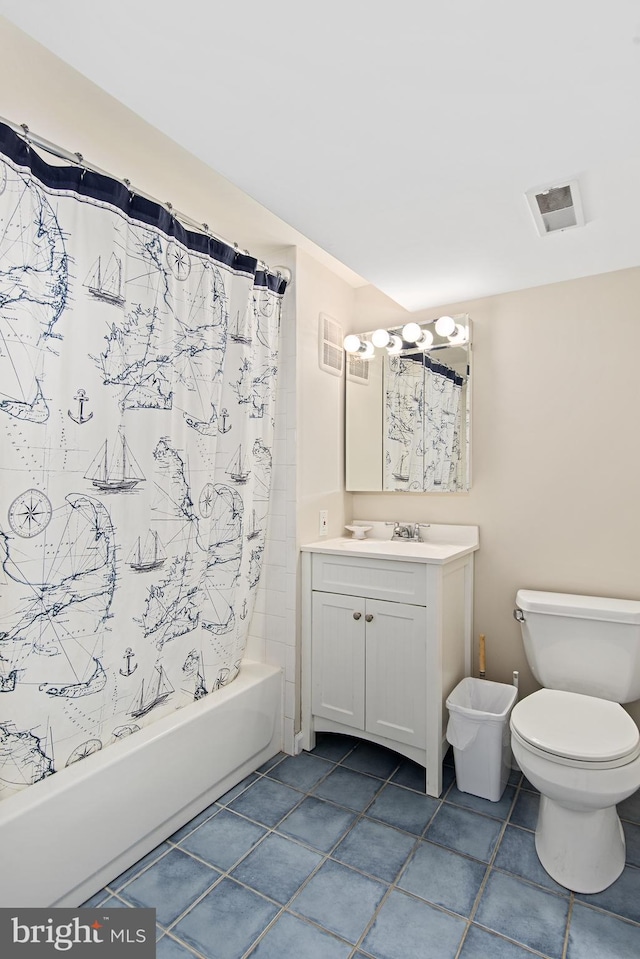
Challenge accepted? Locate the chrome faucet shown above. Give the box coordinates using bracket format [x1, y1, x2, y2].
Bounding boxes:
[387, 522, 430, 541]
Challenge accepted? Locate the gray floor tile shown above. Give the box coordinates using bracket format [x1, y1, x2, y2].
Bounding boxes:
[361, 888, 466, 959]
[494, 824, 568, 894]
[460, 924, 545, 958]
[509, 788, 539, 831]
[278, 795, 356, 852]
[618, 787, 640, 825]
[266, 751, 332, 791]
[169, 804, 221, 843]
[247, 912, 352, 959]
[172, 878, 279, 959]
[575, 864, 640, 924]
[310, 733, 358, 763]
[389, 757, 427, 792]
[341, 740, 401, 779]
[398, 840, 487, 917]
[216, 772, 259, 805]
[447, 783, 516, 820]
[475, 871, 570, 959]
[623, 820, 640, 868]
[230, 833, 322, 904]
[426, 803, 503, 862]
[312, 766, 383, 811]
[567, 903, 640, 959]
[333, 818, 416, 883]
[366, 782, 440, 835]
[156, 934, 200, 959]
[290, 859, 386, 944]
[109, 842, 172, 891]
[227, 777, 303, 827]
[179, 808, 266, 871]
[118, 848, 220, 927]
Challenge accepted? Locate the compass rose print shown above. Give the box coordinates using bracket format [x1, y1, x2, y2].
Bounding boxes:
[198, 483, 215, 518]
[166, 240, 191, 280]
[7, 489, 53, 537]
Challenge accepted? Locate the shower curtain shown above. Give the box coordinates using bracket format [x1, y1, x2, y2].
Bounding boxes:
[383, 353, 463, 491]
[0, 122, 286, 800]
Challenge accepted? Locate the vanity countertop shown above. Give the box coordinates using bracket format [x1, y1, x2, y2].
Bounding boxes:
[301, 523, 479, 565]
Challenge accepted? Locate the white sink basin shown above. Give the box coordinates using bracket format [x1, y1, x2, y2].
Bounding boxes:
[302, 524, 479, 564]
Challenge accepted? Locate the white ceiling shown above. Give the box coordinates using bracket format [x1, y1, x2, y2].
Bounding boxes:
[1, 1, 640, 311]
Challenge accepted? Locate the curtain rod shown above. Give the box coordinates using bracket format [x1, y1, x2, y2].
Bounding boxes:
[0, 114, 274, 272]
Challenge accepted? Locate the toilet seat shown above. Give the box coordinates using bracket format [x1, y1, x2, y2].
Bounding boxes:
[510, 688, 640, 768]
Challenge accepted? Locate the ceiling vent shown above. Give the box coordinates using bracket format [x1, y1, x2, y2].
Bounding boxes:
[525, 179, 585, 236]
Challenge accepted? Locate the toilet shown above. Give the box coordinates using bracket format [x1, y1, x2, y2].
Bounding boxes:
[510, 589, 640, 894]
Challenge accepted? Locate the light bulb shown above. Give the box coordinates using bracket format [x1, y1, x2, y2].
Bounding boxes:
[402, 322, 422, 343]
[386, 334, 403, 354]
[360, 340, 375, 358]
[448, 324, 467, 344]
[371, 329, 391, 348]
[343, 334, 362, 353]
[416, 329, 434, 350]
[435, 315, 456, 337]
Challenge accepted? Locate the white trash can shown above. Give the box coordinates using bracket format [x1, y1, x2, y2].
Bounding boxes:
[446, 677, 518, 802]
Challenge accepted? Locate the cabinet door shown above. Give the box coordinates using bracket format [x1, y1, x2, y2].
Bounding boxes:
[364, 598, 427, 748]
[311, 591, 365, 729]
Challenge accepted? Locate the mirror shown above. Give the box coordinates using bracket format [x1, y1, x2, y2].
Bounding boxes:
[345, 316, 471, 492]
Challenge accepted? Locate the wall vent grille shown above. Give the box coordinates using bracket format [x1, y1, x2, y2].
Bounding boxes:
[318, 312, 344, 376]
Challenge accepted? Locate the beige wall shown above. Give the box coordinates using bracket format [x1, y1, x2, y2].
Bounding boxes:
[351, 267, 640, 722]
[295, 248, 355, 545]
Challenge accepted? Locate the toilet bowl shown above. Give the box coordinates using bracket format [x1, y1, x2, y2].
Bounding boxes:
[510, 687, 640, 893]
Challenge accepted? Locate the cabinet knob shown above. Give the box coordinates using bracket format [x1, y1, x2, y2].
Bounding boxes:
[353, 611, 362, 620]
[365, 613, 374, 623]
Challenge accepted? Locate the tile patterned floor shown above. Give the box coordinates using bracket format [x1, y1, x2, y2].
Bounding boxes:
[83, 734, 640, 959]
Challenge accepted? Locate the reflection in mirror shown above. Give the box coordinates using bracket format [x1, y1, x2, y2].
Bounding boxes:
[345, 316, 471, 492]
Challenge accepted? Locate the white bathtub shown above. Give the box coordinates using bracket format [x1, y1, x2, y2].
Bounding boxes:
[0, 660, 282, 907]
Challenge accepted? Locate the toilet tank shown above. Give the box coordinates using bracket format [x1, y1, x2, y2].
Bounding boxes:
[515, 589, 640, 703]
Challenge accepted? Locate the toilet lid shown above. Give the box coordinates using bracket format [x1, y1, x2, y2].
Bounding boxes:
[510, 689, 640, 762]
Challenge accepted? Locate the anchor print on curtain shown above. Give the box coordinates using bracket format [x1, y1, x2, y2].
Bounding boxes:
[0, 122, 286, 800]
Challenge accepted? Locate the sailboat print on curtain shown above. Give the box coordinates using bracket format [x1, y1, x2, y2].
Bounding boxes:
[84, 434, 145, 493]
[0, 120, 287, 801]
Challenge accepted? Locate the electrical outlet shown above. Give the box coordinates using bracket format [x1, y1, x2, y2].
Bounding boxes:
[319, 509, 328, 535]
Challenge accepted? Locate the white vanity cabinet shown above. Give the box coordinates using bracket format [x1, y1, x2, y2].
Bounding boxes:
[301, 527, 478, 797]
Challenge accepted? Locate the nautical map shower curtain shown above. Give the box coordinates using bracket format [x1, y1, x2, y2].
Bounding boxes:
[0, 122, 286, 799]
[384, 353, 463, 491]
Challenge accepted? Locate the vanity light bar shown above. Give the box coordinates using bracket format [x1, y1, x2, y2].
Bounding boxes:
[343, 315, 469, 357]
